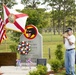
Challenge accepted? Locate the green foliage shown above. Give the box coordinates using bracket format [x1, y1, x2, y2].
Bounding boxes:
[21, 0, 41, 8]
[55, 44, 63, 60]
[37, 65, 47, 75]
[29, 71, 40, 75]
[50, 59, 61, 72]
[60, 59, 65, 69]
[22, 9, 44, 25]
[10, 44, 18, 53]
[21, 8, 49, 33]
[10, 31, 21, 43]
[28, 65, 47, 75]
[43, 0, 76, 33]
[49, 44, 64, 72]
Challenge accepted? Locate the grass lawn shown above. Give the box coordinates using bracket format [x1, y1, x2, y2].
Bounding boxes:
[0, 32, 65, 58]
[0, 32, 73, 75]
[42, 32, 65, 60]
[42, 32, 66, 75]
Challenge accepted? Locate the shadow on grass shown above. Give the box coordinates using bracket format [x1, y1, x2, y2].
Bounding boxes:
[47, 69, 66, 75]
[55, 70, 65, 75]
[55, 65, 76, 75]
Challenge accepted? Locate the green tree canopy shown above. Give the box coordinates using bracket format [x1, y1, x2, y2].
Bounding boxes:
[21, 0, 41, 9]
[21, 8, 48, 32]
[43, 0, 76, 33]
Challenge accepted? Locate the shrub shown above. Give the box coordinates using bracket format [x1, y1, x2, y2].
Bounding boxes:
[10, 44, 17, 52]
[28, 65, 47, 75]
[60, 59, 65, 69]
[55, 44, 63, 60]
[37, 65, 47, 75]
[51, 59, 61, 72]
[29, 71, 40, 75]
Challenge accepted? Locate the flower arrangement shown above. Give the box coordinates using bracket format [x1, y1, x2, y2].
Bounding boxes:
[17, 41, 31, 55]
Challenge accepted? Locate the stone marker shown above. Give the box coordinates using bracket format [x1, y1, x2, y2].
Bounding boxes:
[20, 25, 43, 65]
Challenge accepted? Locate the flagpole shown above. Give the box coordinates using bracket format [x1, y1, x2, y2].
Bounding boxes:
[2, 0, 7, 52]
[5, 40, 7, 52]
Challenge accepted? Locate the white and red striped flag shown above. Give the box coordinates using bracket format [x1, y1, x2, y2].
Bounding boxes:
[0, 17, 7, 43]
[3, 4, 28, 34]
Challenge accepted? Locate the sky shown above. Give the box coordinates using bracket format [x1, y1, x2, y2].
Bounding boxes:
[12, 0, 24, 10]
[12, 0, 52, 12]
[13, 0, 76, 12]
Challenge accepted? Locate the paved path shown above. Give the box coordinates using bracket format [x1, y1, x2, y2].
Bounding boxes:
[0, 66, 54, 75]
[0, 66, 35, 75]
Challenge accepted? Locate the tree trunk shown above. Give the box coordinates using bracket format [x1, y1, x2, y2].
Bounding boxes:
[53, 20, 56, 35]
[63, 0, 66, 33]
[58, 5, 61, 35]
[58, 19, 61, 35]
[52, 6, 56, 35]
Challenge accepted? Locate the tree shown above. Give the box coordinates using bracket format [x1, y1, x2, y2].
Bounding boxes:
[0, 0, 17, 8]
[62, 0, 76, 33]
[10, 31, 21, 43]
[0, 0, 17, 16]
[21, 8, 48, 33]
[4, 0, 17, 8]
[43, 0, 76, 34]
[55, 44, 63, 60]
[21, 0, 41, 9]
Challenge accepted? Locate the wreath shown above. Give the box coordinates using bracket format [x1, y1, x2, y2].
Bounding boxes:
[17, 41, 31, 55]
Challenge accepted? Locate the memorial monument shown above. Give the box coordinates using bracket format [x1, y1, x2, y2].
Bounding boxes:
[20, 25, 43, 65]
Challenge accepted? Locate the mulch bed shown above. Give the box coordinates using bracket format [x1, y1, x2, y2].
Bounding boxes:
[47, 68, 65, 75]
[47, 70, 56, 75]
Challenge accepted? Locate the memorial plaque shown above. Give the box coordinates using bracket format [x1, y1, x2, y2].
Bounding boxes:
[20, 32, 43, 64]
[37, 59, 47, 66]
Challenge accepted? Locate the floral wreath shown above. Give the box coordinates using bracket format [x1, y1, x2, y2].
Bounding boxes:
[17, 41, 31, 55]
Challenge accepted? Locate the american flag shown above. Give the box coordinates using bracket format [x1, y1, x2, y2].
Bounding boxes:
[0, 17, 7, 43]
